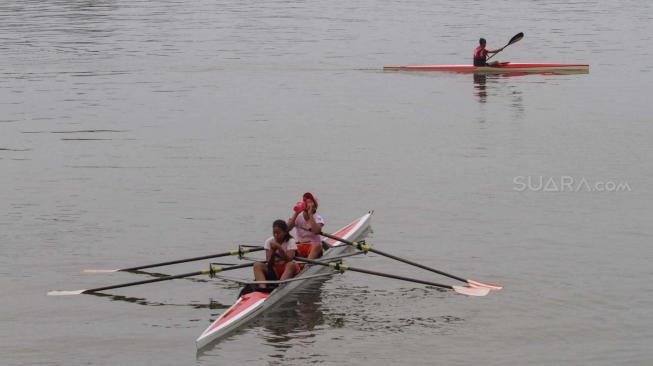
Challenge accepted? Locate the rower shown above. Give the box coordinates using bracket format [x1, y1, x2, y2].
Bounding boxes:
[288, 192, 325, 259]
[252, 220, 301, 291]
[473, 38, 504, 67]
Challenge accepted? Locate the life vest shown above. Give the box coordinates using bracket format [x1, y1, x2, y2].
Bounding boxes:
[473, 46, 488, 66]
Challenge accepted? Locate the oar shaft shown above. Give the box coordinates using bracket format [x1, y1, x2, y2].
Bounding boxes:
[321, 231, 467, 283]
[119, 247, 263, 272]
[83, 270, 207, 293]
[370, 247, 467, 282]
[321, 231, 361, 247]
[296, 257, 453, 290]
[347, 265, 454, 289]
[83, 262, 255, 294]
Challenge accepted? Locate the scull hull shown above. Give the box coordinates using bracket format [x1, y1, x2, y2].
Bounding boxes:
[195, 212, 373, 349]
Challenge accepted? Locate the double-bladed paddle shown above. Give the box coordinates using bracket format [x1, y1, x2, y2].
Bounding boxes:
[486, 32, 524, 62]
[321, 231, 502, 290]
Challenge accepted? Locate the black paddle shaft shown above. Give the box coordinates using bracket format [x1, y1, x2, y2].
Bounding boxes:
[486, 32, 524, 61]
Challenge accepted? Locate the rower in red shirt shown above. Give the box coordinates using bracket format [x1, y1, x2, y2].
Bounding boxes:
[473, 38, 504, 67]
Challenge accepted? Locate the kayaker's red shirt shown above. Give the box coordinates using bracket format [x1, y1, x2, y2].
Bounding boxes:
[473, 45, 488, 66]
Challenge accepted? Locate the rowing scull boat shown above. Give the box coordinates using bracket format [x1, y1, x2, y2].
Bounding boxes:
[195, 212, 373, 349]
[383, 62, 589, 73]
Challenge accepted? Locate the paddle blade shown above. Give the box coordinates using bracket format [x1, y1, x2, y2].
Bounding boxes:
[467, 279, 503, 291]
[508, 32, 524, 45]
[47, 289, 86, 296]
[452, 285, 490, 297]
[83, 269, 120, 273]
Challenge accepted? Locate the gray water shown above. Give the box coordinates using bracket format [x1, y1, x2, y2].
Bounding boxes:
[2, 1, 652, 365]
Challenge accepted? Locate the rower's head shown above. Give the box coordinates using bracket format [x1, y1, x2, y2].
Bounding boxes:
[302, 192, 318, 213]
[272, 219, 292, 243]
[479, 38, 486, 47]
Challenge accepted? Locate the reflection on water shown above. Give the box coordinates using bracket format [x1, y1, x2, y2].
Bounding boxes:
[474, 73, 527, 108]
[89, 291, 228, 310]
[258, 282, 464, 365]
[250, 282, 464, 364]
[473, 74, 489, 103]
[260, 281, 326, 345]
[473, 73, 525, 122]
[473, 70, 588, 104]
[321, 285, 463, 334]
[1, 1, 121, 62]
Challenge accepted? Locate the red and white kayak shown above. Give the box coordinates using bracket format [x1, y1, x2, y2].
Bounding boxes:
[195, 212, 373, 349]
[383, 62, 589, 73]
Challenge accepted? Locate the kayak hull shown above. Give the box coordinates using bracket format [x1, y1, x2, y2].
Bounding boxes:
[195, 212, 373, 349]
[383, 62, 589, 73]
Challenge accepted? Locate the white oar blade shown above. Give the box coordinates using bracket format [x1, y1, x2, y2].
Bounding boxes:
[83, 269, 120, 273]
[47, 289, 86, 296]
[467, 279, 503, 291]
[452, 285, 490, 297]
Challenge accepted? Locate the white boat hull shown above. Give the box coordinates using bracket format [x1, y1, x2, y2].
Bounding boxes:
[196, 212, 372, 349]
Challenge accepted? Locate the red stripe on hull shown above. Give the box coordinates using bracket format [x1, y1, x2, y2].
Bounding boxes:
[203, 292, 269, 334]
[325, 218, 361, 245]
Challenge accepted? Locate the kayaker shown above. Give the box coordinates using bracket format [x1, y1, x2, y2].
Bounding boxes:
[288, 192, 325, 259]
[473, 38, 504, 66]
[253, 219, 301, 290]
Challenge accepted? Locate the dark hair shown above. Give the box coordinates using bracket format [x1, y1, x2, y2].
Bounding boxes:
[273, 219, 292, 242]
[479, 38, 486, 45]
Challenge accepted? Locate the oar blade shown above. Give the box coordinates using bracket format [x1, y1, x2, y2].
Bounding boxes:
[467, 279, 503, 291]
[47, 289, 87, 296]
[508, 32, 524, 45]
[83, 269, 120, 273]
[452, 285, 490, 297]
[323, 230, 502, 292]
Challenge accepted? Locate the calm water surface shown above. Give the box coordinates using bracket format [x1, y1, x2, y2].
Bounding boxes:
[2, 1, 652, 365]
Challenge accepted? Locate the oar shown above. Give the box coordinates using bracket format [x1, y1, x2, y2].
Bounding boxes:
[321, 231, 502, 290]
[296, 257, 489, 297]
[486, 32, 524, 62]
[48, 262, 255, 296]
[83, 246, 264, 273]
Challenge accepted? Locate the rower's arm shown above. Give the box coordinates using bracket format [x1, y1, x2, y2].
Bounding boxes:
[265, 248, 274, 262]
[488, 47, 505, 54]
[287, 212, 298, 231]
[306, 213, 323, 234]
